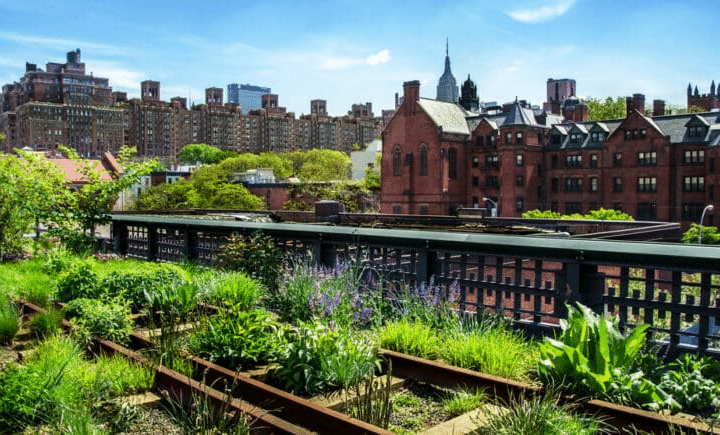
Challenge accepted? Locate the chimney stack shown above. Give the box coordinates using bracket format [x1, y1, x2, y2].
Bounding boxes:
[403, 80, 420, 110]
[653, 99, 665, 116]
[626, 93, 645, 116]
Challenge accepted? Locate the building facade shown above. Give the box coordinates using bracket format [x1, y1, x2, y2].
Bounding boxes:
[436, 42, 458, 103]
[382, 80, 720, 229]
[227, 83, 271, 112]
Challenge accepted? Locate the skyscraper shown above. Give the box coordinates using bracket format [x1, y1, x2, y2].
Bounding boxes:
[436, 40, 458, 103]
[227, 83, 271, 112]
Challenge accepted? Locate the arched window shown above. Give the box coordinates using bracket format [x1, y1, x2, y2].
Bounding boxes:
[419, 144, 428, 176]
[448, 147, 457, 179]
[393, 145, 402, 176]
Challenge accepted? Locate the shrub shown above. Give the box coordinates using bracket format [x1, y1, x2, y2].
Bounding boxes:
[101, 263, 187, 310]
[65, 298, 133, 346]
[0, 295, 20, 344]
[189, 309, 281, 371]
[537, 303, 677, 411]
[55, 258, 100, 302]
[659, 354, 720, 412]
[215, 232, 284, 292]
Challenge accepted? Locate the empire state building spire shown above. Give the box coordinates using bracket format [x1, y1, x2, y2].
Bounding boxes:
[436, 39, 459, 103]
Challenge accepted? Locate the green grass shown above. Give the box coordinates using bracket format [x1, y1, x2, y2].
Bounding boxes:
[475, 392, 610, 435]
[378, 319, 441, 359]
[442, 389, 486, 417]
[442, 327, 538, 381]
[201, 271, 266, 310]
[0, 294, 20, 344]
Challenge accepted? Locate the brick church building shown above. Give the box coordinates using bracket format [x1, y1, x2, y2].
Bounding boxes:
[381, 80, 720, 229]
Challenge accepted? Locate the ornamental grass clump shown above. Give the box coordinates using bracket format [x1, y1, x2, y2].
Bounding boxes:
[0, 294, 20, 344]
[378, 319, 442, 360]
[202, 271, 266, 311]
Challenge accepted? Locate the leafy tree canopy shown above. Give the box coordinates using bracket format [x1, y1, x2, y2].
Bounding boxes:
[178, 143, 235, 165]
[681, 223, 720, 244]
[586, 97, 626, 121]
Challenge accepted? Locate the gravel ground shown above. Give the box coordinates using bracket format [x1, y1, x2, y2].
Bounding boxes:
[389, 381, 454, 432]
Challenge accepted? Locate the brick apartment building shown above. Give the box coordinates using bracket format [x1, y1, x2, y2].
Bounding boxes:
[381, 80, 720, 229]
[1, 49, 381, 161]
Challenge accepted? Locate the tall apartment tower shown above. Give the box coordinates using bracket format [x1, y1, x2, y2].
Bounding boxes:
[545, 78, 576, 114]
[206, 87, 223, 105]
[311, 99, 327, 116]
[227, 84, 240, 105]
[262, 94, 279, 109]
[141, 80, 160, 102]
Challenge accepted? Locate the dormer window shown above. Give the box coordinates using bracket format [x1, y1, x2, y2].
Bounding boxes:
[551, 134, 562, 145]
[689, 125, 704, 137]
[569, 133, 581, 143]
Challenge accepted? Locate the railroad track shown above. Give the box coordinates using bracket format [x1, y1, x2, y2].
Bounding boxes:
[17, 301, 719, 434]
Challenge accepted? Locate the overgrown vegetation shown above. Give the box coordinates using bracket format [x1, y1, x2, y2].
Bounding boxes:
[522, 208, 634, 221]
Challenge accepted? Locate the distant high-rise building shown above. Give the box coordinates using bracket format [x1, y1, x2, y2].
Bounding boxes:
[436, 40, 458, 103]
[544, 78, 576, 114]
[227, 83, 271, 112]
[141, 80, 160, 102]
[459, 75, 479, 112]
[206, 87, 223, 106]
[311, 99, 327, 116]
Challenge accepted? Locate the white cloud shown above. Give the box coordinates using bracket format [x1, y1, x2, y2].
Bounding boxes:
[506, 59, 523, 72]
[508, 0, 576, 23]
[88, 61, 146, 93]
[0, 32, 129, 56]
[366, 49, 390, 65]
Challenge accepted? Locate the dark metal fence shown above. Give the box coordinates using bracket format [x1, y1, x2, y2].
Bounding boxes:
[111, 214, 720, 358]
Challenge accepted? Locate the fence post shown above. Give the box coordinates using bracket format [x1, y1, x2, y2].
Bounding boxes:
[113, 223, 128, 256]
[187, 230, 198, 261]
[564, 259, 605, 315]
[415, 247, 437, 285]
[147, 224, 157, 261]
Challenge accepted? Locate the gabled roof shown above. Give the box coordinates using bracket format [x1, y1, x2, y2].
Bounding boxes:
[48, 152, 121, 184]
[503, 102, 539, 126]
[570, 124, 588, 135]
[417, 98, 470, 136]
[590, 122, 610, 133]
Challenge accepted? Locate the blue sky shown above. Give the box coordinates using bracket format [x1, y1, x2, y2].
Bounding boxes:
[1, 0, 718, 116]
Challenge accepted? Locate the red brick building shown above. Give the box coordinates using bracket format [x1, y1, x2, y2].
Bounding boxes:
[382, 81, 720, 229]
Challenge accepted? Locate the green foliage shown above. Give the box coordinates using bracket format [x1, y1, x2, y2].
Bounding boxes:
[682, 223, 720, 244]
[341, 362, 393, 429]
[442, 327, 537, 381]
[442, 389, 485, 417]
[659, 354, 720, 412]
[27, 309, 62, 339]
[215, 232, 284, 292]
[290, 149, 352, 181]
[586, 96, 626, 121]
[537, 303, 677, 411]
[178, 143, 234, 165]
[201, 271, 266, 311]
[362, 155, 381, 191]
[378, 320, 441, 360]
[64, 298, 133, 345]
[272, 322, 379, 396]
[55, 258, 100, 302]
[0, 150, 69, 258]
[0, 295, 20, 344]
[101, 262, 187, 311]
[135, 178, 194, 210]
[189, 308, 281, 371]
[477, 392, 610, 435]
[522, 208, 634, 221]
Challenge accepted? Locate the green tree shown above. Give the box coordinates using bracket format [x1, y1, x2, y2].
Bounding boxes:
[586, 97, 626, 121]
[55, 146, 162, 236]
[0, 151, 69, 258]
[258, 152, 293, 179]
[296, 149, 351, 181]
[135, 178, 194, 210]
[178, 143, 234, 165]
[362, 153, 381, 191]
[682, 223, 720, 244]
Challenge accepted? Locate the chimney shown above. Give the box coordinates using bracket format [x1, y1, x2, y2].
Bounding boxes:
[653, 99, 665, 116]
[626, 93, 645, 116]
[403, 80, 420, 110]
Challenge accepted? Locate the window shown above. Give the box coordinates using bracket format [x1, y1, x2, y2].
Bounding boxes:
[516, 154, 523, 166]
[393, 146, 402, 176]
[551, 177, 558, 193]
[472, 176, 479, 186]
[516, 197, 524, 212]
[472, 156, 479, 168]
[485, 176, 499, 187]
[475, 136, 483, 147]
[684, 176, 705, 192]
[683, 149, 705, 164]
[710, 158, 715, 173]
[590, 154, 598, 168]
[590, 131, 605, 142]
[590, 177, 598, 192]
[486, 135, 494, 146]
[614, 152, 622, 167]
[613, 177, 622, 193]
[516, 175, 524, 186]
[472, 196, 479, 208]
[566, 154, 582, 168]
[551, 155, 559, 168]
[486, 155, 499, 168]
[569, 133, 582, 143]
[683, 203, 705, 220]
[565, 177, 582, 193]
[506, 132, 512, 144]
[565, 202, 582, 214]
[550, 201, 559, 212]
[637, 177, 657, 192]
[392, 204, 401, 215]
[625, 130, 631, 141]
[516, 132, 523, 144]
[637, 202, 657, 220]
[710, 184, 715, 201]
[637, 151, 657, 166]
[419, 145, 428, 176]
[550, 134, 562, 145]
[688, 125, 704, 137]
[448, 148, 457, 179]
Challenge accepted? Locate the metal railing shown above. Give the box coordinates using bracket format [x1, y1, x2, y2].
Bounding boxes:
[110, 213, 720, 358]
